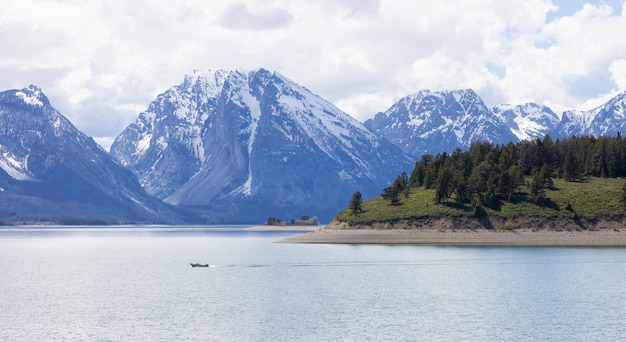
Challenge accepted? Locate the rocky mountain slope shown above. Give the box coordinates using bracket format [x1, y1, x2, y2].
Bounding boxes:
[0, 85, 180, 224]
[111, 69, 413, 223]
[492, 103, 560, 141]
[555, 91, 626, 138]
[364, 89, 518, 157]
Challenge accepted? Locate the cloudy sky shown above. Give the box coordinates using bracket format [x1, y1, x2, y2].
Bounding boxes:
[2, 0, 626, 150]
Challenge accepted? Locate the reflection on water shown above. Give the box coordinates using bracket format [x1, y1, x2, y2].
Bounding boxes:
[1, 227, 626, 341]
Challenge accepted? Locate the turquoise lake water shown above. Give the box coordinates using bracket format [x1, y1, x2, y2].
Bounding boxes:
[1, 227, 626, 341]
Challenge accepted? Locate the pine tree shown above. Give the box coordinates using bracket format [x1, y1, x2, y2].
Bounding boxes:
[563, 151, 578, 182]
[530, 169, 546, 203]
[409, 154, 432, 187]
[497, 169, 514, 201]
[434, 165, 455, 204]
[541, 164, 553, 189]
[349, 191, 363, 215]
[382, 175, 405, 205]
[468, 160, 492, 203]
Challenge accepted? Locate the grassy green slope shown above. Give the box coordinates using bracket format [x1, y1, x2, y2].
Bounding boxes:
[336, 177, 625, 223]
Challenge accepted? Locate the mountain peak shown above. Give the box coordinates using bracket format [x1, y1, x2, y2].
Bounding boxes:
[111, 68, 411, 222]
[14, 84, 50, 107]
[364, 87, 514, 157]
[0, 87, 179, 224]
[416, 88, 476, 96]
[555, 90, 626, 137]
[178, 68, 280, 100]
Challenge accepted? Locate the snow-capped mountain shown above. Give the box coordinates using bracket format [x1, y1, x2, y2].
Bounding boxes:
[555, 91, 626, 138]
[111, 69, 412, 223]
[0, 85, 180, 224]
[493, 103, 560, 141]
[364, 89, 519, 157]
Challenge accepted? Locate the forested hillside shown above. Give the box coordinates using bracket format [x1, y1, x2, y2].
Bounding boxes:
[340, 135, 626, 224]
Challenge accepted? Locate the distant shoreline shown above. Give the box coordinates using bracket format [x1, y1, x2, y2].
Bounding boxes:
[278, 217, 626, 246]
[246, 225, 320, 231]
[0, 224, 320, 232]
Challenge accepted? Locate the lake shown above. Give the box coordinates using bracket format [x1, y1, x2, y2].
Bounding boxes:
[1, 227, 626, 341]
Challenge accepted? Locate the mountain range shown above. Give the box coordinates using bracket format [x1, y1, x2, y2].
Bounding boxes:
[2, 69, 626, 224]
[365, 88, 626, 158]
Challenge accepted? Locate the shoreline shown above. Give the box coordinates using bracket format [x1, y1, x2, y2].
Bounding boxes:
[0, 225, 320, 232]
[277, 228, 626, 246]
[278, 217, 626, 246]
[246, 225, 320, 231]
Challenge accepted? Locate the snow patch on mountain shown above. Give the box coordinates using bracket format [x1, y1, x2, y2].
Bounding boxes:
[136, 134, 152, 157]
[0, 148, 34, 181]
[235, 79, 262, 196]
[493, 103, 560, 141]
[15, 86, 44, 107]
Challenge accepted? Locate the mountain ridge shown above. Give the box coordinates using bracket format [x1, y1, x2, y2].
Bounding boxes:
[111, 68, 413, 223]
[364, 89, 519, 157]
[0, 85, 183, 224]
[367, 88, 626, 158]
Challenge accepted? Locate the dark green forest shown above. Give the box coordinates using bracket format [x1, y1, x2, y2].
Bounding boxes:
[380, 134, 626, 212]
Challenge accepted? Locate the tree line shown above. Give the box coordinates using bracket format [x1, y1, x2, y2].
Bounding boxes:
[374, 134, 626, 213]
[266, 216, 318, 226]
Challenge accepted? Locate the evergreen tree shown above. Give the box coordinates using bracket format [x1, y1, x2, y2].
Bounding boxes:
[468, 160, 492, 203]
[498, 142, 517, 174]
[497, 169, 515, 201]
[542, 134, 555, 170]
[389, 185, 401, 205]
[454, 177, 470, 203]
[434, 165, 455, 204]
[484, 180, 499, 208]
[468, 141, 493, 166]
[400, 171, 409, 190]
[563, 151, 578, 182]
[349, 191, 363, 215]
[541, 164, 553, 189]
[423, 153, 446, 189]
[382, 175, 406, 205]
[517, 140, 536, 175]
[409, 154, 432, 187]
[529, 169, 546, 203]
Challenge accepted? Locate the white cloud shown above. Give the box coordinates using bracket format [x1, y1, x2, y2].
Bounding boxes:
[1, 0, 626, 142]
[335, 91, 398, 120]
[56, 64, 93, 105]
[610, 59, 626, 89]
[217, 2, 293, 30]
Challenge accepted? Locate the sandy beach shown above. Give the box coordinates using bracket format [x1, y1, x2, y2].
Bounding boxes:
[278, 227, 626, 246]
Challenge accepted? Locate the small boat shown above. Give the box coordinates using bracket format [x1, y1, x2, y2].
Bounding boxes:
[190, 263, 209, 268]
